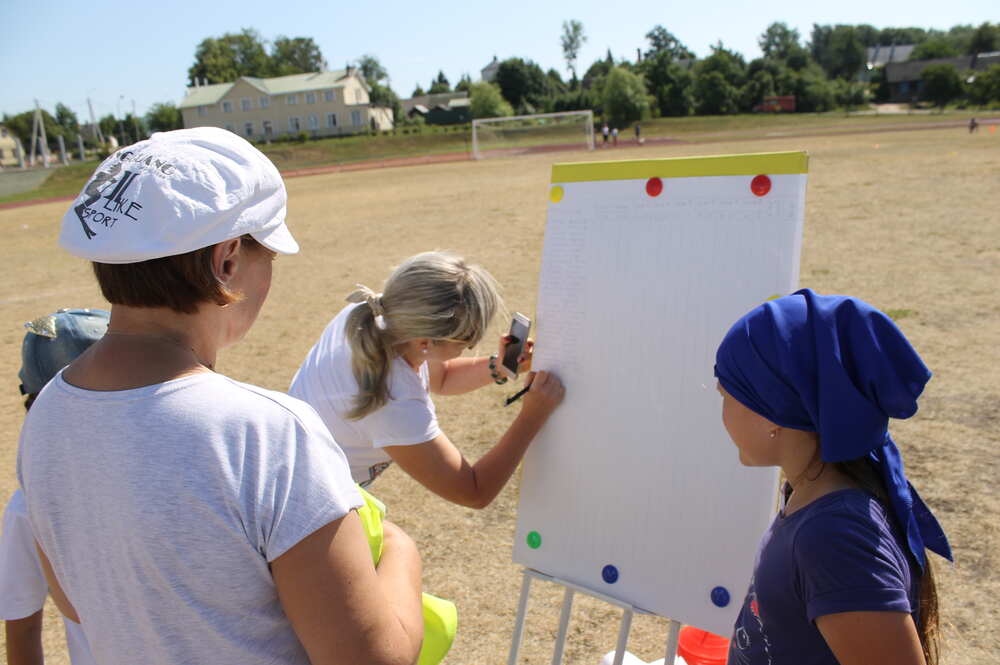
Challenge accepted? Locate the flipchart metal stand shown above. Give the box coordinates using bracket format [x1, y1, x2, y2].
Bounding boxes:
[508, 568, 682, 665]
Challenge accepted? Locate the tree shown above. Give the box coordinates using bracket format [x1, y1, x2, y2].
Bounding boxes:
[644, 26, 693, 60]
[188, 30, 327, 84]
[494, 58, 550, 112]
[966, 64, 1000, 105]
[640, 51, 694, 116]
[469, 82, 514, 118]
[270, 36, 326, 76]
[455, 74, 473, 93]
[428, 71, 450, 94]
[970, 22, 999, 54]
[98, 114, 118, 141]
[54, 103, 79, 134]
[810, 24, 864, 80]
[145, 103, 183, 133]
[602, 67, 650, 127]
[694, 71, 740, 114]
[188, 29, 270, 83]
[920, 64, 963, 110]
[759, 23, 801, 61]
[910, 38, 959, 61]
[561, 20, 587, 81]
[357, 54, 388, 84]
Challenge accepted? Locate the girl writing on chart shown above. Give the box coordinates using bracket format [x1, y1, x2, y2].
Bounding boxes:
[290, 251, 564, 507]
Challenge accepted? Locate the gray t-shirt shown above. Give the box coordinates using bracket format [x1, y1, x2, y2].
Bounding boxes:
[18, 371, 361, 665]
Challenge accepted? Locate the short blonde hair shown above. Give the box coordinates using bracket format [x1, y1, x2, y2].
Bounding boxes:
[345, 252, 503, 419]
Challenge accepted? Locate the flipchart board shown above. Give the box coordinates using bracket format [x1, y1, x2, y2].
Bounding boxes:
[513, 152, 808, 637]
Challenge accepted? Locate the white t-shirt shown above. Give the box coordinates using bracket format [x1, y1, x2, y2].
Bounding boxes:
[290, 303, 442, 484]
[17, 371, 361, 665]
[0, 489, 95, 665]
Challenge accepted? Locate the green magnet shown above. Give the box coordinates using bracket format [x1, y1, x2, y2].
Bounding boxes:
[526, 531, 542, 549]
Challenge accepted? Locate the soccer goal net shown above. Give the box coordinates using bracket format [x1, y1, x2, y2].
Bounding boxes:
[471, 110, 595, 160]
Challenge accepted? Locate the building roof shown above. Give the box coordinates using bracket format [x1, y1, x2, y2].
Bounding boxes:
[448, 97, 471, 108]
[401, 91, 469, 113]
[180, 69, 359, 109]
[885, 53, 1000, 83]
[866, 45, 915, 68]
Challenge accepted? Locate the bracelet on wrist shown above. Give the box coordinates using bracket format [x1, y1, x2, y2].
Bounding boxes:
[488, 354, 508, 385]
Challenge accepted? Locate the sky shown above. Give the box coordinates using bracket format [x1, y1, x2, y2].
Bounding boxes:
[1, 0, 996, 122]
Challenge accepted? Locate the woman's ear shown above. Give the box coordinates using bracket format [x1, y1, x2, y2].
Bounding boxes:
[212, 238, 243, 286]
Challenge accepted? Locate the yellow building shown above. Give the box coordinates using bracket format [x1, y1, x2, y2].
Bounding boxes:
[179, 69, 393, 140]
[0, 125, 23, 167]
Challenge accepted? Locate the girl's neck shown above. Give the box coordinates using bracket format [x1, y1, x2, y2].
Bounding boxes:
[782, 453, 856, 517]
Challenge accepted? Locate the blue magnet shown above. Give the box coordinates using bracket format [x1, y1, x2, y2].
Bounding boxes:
[602, 565, 619, 584]
[711, 586, 730, 607]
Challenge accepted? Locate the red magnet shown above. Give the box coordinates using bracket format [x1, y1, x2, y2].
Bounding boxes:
[646, 177, 663, 197]
[751, 175, 771, 197]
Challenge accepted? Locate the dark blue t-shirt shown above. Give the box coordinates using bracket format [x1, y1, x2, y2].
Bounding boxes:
[728, 489, 919, 665]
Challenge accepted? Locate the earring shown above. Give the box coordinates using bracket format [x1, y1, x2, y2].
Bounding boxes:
[769, 430, 777, 438]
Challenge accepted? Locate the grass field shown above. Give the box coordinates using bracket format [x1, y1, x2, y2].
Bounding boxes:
[1, 125, 998, 663]
[1, 111, 994, 205]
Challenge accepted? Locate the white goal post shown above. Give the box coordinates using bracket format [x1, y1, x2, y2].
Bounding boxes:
[471, 110, 595, 160]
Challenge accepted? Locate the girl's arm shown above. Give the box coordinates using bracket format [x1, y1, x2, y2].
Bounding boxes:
[34, 542, 79, 623]
[5, 611, 44, 665]
[816, 611, 926, 665]
[429, 337, 533, 395]
[385, 371, 564, 508]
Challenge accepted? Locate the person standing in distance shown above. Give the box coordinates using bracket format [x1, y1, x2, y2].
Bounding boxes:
[17, 127, 424, 665]
[290, 252, 565, 507]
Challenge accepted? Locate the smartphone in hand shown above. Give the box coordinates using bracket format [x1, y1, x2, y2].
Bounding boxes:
[502, 312, 531, 379]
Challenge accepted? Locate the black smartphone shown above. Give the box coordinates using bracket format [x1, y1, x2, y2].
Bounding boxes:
[502, 312, 531, 379]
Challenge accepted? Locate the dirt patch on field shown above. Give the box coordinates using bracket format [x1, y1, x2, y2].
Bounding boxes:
[1, 127, 998, 663]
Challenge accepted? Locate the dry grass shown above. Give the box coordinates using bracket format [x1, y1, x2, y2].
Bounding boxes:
[1, 127, 998, 664]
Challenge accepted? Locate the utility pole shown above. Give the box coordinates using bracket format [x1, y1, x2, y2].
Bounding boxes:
[88, 97, 105, 143]
[131, 98, 142, 141]
[30, 100, 50, 168]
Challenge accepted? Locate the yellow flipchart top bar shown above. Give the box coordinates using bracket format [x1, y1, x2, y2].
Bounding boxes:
[551, 151, 808, 183]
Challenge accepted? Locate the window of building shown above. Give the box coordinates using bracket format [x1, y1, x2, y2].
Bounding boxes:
[306, 92, 316, 104]
[326, 113, 338, 128]
[197, 105, 208, 117]
[245, 122, 254, 137]
[351, 110, 362, 126]
[260, 96, 270, 109]
[286, 94, 298, 105]
[241, 98, 252, 111]
[222, 101, 233, 113]
[308, 114, 318, 129]
[263, 120, 273, 136]
[289, 117, 301, 132]
[324, 89, 335, 102]
[0, 148, 5, 159]
[225, 124, 235, 132]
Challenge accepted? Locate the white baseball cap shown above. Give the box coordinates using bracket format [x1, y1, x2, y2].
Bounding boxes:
[60, 127, 298, 263]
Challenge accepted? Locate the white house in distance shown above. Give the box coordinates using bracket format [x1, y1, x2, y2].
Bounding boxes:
[179, 68, 393, 140]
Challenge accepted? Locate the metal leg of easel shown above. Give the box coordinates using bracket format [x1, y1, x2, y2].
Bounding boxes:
[508, 571, 534, 665]
[550, 587, 575, 665]
[663, 619, 681, 664]
[611, 607, 634, 665]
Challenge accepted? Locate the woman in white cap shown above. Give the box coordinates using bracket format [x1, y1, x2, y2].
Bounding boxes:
[290, 252, 565, 508]
[17, 128, 423, 665]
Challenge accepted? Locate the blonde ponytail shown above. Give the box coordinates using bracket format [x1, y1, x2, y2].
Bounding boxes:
[344, 252, 503, 419]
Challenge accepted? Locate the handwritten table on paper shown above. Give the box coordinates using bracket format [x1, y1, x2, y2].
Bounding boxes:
[513, 152, 808, 637]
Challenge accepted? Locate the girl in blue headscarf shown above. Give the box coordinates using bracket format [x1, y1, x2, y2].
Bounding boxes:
[714, 289, 951, 665]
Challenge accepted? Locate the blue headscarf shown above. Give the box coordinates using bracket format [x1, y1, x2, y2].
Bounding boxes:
[714, 289, 951, 570]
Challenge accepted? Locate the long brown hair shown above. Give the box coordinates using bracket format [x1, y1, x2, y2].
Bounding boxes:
[834, 457, 940, 665]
